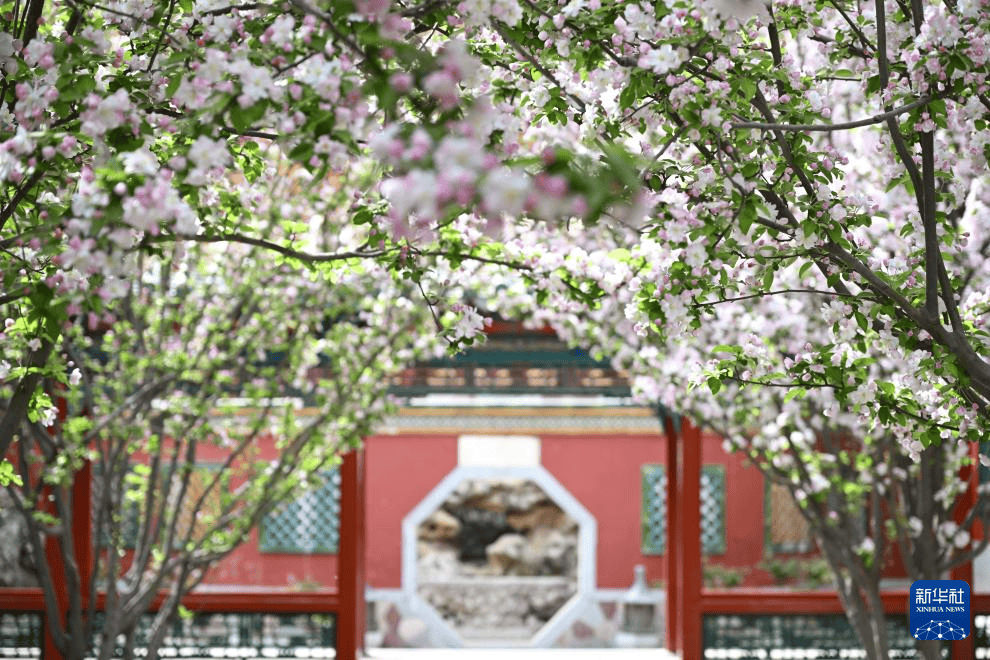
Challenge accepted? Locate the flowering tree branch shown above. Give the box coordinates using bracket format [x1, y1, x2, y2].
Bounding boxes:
[732, 96, 936, 132]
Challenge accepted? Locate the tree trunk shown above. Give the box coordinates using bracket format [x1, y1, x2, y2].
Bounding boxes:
[821, 550, 891, 660]
[916, 639, 942, 660]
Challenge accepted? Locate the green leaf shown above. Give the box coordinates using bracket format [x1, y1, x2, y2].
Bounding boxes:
[738, 200, 756, 234]
[737, 78, 757, 100]
[0, 461, 22, 487]
[618, 81, 639, 110]
[64, 417, 93, 438]
[928, 98, 947, 128]
[740, 161, 760, 178]
[353, 208, 373, 225]
[289, 142, 314, 162]
[229, 100, 268, 133]
[166, 74, 183, 99]
[707, 376, 722, 395]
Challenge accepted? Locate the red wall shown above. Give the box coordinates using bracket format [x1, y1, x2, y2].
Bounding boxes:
[209, 539, 341, 589]
[364, 434, 459, 588]
[540, 433, 665, 589]
[204, 433, 459, 589]
[701, 433, 767, 581]
[540, 432, 767, 589]
[200, 428, 906, 592]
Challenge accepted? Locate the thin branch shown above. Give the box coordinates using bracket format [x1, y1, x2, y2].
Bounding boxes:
[491, 22, 586, 114]
[65, 0, 145, 22]
[0, 338, 55, 461]
[749, 92, 818, 200]
[415, 278, 444, 334]
[417, 248, 534, 271]
[202, 2, 273, 16]
[692, 288, 855, 308]
[146, 107, 279, 140]
[0, 167, 46, 235]
[287, 0, 366, 60]
[732, 96, 933, 132]
[0, 290, 29, 305]
[935, 252, 965, 336]
[641, 125, 688, 181]
[874, 0, 926, 228]
[143, 232, 389, 263]
[920, 129, 940, 319]
[81, 377, 175, 444]
[146, 0, 178, 73]
[827, 0, 876, 53]
[400, 0, 453, 17]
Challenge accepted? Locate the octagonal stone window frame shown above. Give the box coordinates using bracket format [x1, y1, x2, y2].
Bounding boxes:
[401, 463, 597, 647]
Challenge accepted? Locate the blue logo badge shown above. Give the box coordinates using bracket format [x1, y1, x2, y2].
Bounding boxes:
[909, 580, 970, 640]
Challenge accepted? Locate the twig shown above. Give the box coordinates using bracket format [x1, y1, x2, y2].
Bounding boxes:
[827, 0, 876, 53]
[0, 168, 46, 235]
[491, 22, 586, 115]
[203, 3, 273, 16]
[732, 96, 933, 131]
[692, 288, 856, 308]
[143, 232, 389, 262]
[146, 0, 178, 73]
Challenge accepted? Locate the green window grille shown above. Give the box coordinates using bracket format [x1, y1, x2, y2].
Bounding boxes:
[259, 470, 341, 554]
[641, 464, 727, 555]
[641, 465, 667, 554]
[700, 465, 726, 555]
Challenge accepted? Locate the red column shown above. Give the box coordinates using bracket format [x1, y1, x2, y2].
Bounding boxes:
[662, 414, 680, 652]
[74, 460, 93, 609]
[40, 461, 92, 660]
[42, 485, 68, 660]
[679, 420, 703, 660]
[336, 449, 366, 660]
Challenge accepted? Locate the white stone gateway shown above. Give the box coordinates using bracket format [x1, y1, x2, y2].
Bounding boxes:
[399, 435, 598, 647]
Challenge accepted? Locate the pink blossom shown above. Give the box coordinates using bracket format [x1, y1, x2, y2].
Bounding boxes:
[80, 89, 133, 138]
[390, 72, 413, 93]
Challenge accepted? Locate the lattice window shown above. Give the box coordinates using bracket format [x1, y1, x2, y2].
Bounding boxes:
[259, 470, 340, 554]
[0, 612, 42, 658]
[700, 465, 726, 555]
[641, 465, 666, 554]
[641, 464, 726, 556]
[90, 612, 336, 656]
[765, 481, 814, 554]
[702, 613, 928, 657]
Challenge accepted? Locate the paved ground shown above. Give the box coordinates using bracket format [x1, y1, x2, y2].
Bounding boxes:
[366, 650, 678, 660]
